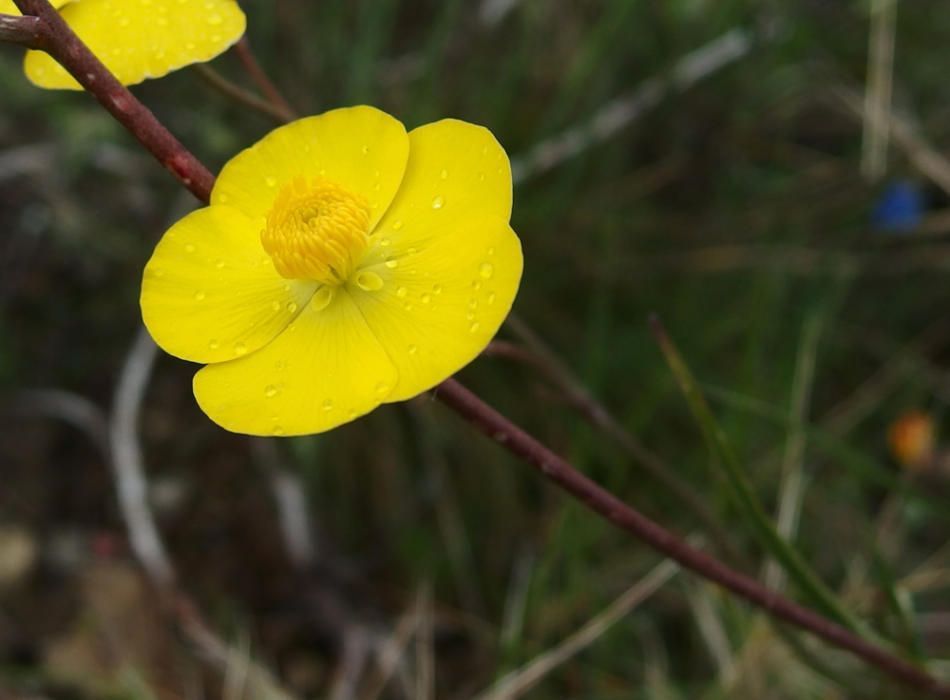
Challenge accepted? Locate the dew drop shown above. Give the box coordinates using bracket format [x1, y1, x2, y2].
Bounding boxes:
[272, 425, 286, 437]
[194, 290, 206, 301]
[265, 385, 279, 398]
[472, 280, 482, 291]
[385, 257, 399, 269]
[432, 284, 443, 295]
[408, 344, 418, 355]
[477, 172, 485, 181]
[322, 399, 334, 412]
[479, 263, 494, 279]
[234, 342, 248, 356]
[184, 243, 196, 253]
[404, 303, 414, 311]
[151, 267, 165, 278]
[356, 270, 384, 291]
[487, 247, 496, 256]
[380, 237, 392, 247]
[275, 359, 288, 371]
[468, 298, 478, 310]
[207, 12, 222, 24]
[287, 301, 298, 313]
[271, 300, 281, 311]
[215, 259, 226, 270]
[439, 168, 448, 179]
[421, 293, 431, 304]
[431, 195, 444, 209]
[209, 339, 220, 350]
[361, 144, 370, 155]
[487, 292, 496, 305]
[393, 220, 404, 231]
[265, 176, 277, 187]
[375, 381, 389, 396]
[396, 286, 408, 299]
[312, 286, 334, 311]
[469, 322, 481, 333]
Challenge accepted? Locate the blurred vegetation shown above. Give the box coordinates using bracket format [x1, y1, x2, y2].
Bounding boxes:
[1, 0, 949, 698]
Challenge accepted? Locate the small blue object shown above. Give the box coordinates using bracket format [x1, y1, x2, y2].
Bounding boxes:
[871, 180, 925, 233]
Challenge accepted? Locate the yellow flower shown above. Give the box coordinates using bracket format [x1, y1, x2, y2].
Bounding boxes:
[141, 106, 523, 436]
[1, 0, 245, 90]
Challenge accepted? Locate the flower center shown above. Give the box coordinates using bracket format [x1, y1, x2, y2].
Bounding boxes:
[261, 176, 372, 285]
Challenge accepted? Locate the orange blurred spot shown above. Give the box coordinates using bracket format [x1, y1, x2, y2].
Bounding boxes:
[888, 410, 935, 471]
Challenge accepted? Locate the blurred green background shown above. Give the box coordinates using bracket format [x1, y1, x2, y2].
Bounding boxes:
[1, 0, 949, 698]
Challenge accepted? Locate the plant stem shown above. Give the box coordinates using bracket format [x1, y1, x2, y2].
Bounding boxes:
[433, 378, 946, 697]
[6, 2, 949, 695]
[0, 12, 48, 48]
[193, 63, 292, 124]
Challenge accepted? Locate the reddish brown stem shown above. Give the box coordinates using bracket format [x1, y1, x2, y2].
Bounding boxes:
[434, 378, 949, 697]
[0, 13, 48, 48]
[11, 0, 215, 201]
[6, 2, 949, 695]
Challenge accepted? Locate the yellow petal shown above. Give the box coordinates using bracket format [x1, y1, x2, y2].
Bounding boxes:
[213, 106, 410, 231]
[0, 0, 69, 14]
[23, 0, 245, 90]
[193, 290, 398, 436]
[349, 214, 522, 402]
[371, 119, 513, 239]
[141, 205, 316, 364]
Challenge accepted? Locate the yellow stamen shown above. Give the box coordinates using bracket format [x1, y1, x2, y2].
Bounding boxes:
[261, 176, 372, 284]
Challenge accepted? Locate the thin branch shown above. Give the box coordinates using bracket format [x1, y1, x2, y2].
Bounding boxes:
[194, 63, 293, 124]
[433, 378, 949, 698]
[0, 13, 49, 49]
[20, 3, 950, 694]
[11, 0, 214, 200]
[491, 315, 742, 563]
[233, 36, 298, 122]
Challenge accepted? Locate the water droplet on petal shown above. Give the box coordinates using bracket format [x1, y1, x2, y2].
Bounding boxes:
[194, 290, 206, 301]
[375, 382, 390, 397]
[480, 262, 494, 279]
[468, 298, 478, 310]
[421, 294, 431, 304]
[287, 301, 299, 313]
[380, 237, 392, 247]
[356, 270, 384, 291]
[487, 292, 496, 305]
[439, 168, 448, 179]
[265, 176, 277, 187]
[271, 300, 281, 311]
[234, 342, 248, 356]
[393, 220, 404, 231]
[312, 286, 334, 311]
[272, 425, 286, 436]
[322, 399, 334, 412]
[396, 286, 408, 299]
[408, 344, 418, 355]
[469, 322, 481, 333]
[209, 339, 220, 350]
[432, 284, 443, 295]
[265, 385, 279, 398]
[431, 195, 444, 209]
[215, 259, 226, 270]
[184, 243, 196, 253]
[487, 247, 496, 256]
[385, 257, 399, 269]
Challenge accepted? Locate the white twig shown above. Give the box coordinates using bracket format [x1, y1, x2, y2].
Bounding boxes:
[252, 438, 317, 569]
[479, 0, 521, 27]
[109, 326, 175, 586]
[511, 29, 754, 184]
[861, 0, 897, 181]
[477, 552, 685, 700]
[11, 388, 110, 458]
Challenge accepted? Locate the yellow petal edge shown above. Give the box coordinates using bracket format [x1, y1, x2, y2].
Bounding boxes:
[23, 0, 246, 90]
